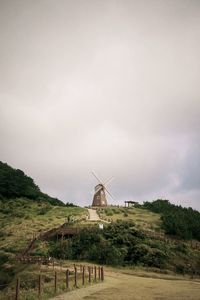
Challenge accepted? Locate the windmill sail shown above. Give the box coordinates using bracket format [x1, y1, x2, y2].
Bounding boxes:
[91, 172, 114, 207]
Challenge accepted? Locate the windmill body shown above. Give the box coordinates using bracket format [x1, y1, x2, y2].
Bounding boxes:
[91, 172, 114, 207]
[92, 184, 107, 207]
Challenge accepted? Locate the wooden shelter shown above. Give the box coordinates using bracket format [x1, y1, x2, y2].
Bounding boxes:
[124, 201, 138, 207]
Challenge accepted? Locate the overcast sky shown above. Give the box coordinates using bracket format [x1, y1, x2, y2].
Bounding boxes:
[0, 0, 200, 209]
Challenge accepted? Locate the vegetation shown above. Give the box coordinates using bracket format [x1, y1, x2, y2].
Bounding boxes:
[44, 220, 200, 274]
[0, 161, 64, 206]
[97, 206, 162, 232]
[142, 199, 200, 241]
[0, 197, 87, 287]
[0, 161, 200, 299]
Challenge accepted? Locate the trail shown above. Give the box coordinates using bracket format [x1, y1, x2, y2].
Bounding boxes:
[50, 270, 200, 300]
[87, 209, 100, 221]
[87, 208, 110, 223]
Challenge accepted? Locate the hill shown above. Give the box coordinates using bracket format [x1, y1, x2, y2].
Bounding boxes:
[0, 161, 63, 206]
[0, 197, 87, 286]
[1, 200, 200, 299]
[142, 199, 200, 241]
[0, 162, 200, 299]
[97, 206, 162, 232]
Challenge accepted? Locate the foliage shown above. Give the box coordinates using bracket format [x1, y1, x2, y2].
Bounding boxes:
[143, 199, 200, 241]
[48, 220, 168, 268]
[0, 161, 64, 206]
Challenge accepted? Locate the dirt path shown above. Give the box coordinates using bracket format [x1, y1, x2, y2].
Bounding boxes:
[87, 209, 100, 221]
[51, 270, 200, 300]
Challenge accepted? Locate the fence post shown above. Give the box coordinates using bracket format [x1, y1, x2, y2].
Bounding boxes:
[38, 274, 42, 297]
[94, 266, 97, 281]
[66, 269, 69, 289]
[15, 278, 20, 300]
[74, 267, 77, 287]
[98, 266, 101, 280]
[82, 266, 85, 285]
[54, 271, 57, 294]
[88, 266, 91, 283]
[101, 267, 104, 281]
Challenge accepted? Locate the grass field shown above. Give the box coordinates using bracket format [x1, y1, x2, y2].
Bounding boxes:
[51, 265, 200, 300]
[1, 261, 200, 300]
[0, 198, 87, 254]
[97, 206, 163, 232]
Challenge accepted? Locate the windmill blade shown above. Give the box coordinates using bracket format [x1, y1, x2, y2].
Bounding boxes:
[104, 186, 116, 201]
[91, 171, 103, 184]
[104, 176, 114, 187]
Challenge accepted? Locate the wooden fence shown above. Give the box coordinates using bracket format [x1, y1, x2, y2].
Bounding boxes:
[0, 264, 104, 300]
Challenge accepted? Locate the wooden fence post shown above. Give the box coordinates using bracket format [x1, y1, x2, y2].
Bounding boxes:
[98, 266, 101, 280]
[66, 269, 69, 289]
[38, 274, 42, 297]
[82, 266, 85, 285]
[53, 259, 55, 269]
[54, 271, 57, 294]
[94, 266, 97, 281]
[101, 267, 104, 281]
[88, 266, 91, 283]
[74, 267, 77, 287]
[15, 278, 20, 300]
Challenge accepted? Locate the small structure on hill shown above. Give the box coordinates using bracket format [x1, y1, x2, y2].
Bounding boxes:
[124, 200, 138, 207]
[91, 171, 114, 207]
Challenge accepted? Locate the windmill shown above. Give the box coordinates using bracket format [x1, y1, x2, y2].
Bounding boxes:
[91, 171, 114, 207]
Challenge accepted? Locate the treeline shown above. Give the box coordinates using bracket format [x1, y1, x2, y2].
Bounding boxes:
[0, 161, 64, 206]
[143, 199, 200, 241]
[48, 221, 168, 268]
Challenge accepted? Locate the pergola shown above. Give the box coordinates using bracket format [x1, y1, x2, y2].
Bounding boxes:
[124, 201, 138, 207]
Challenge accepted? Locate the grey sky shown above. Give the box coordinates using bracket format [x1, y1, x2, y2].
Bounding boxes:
[0, 0, 200, 209]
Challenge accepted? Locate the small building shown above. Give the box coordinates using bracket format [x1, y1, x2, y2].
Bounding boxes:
[124, 201, 138, 208]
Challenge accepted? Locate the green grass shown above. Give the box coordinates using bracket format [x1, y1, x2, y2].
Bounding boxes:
[1, 200, 200, 300]
[97, 206, 162, 232]
[0, 198, 87, 255]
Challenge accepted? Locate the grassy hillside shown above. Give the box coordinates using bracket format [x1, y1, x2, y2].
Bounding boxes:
[0, 200, 200, 299]
[97, 206, 163, 232]
[0, 161, 200, 299]
[0, 197, 87, 287]
[0, 198, 87, 254]
[143, 199, 200, 240]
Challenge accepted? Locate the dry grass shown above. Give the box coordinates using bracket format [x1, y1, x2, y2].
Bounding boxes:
[0, 201, 87, 254]
[98, 206, 162, 232]
[0, 262, 102, 300]
[51, 266, 200, 300]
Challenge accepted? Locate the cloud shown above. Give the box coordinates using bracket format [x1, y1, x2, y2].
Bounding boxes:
[0, 0, 200, 209]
